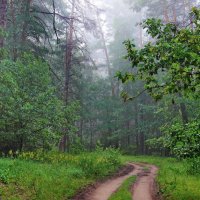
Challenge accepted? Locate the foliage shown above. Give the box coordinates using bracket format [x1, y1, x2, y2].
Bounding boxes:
[186, 157, 200, 175]
[108, 176, 136, 200]
[116, 7, 200, 160]
[69, 138, 86, 154]
[18, 148, 121, 178]
[117, 8, 200, 101]
[0, 168, 9, 184]
[145, 137, 168, 155]
[0, 149, 121, 200]
[165, 120, 200, 158]
[0, 54, 79, 151]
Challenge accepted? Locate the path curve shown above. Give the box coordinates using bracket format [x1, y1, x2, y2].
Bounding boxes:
[73, 163, 159, 200]
[89, 163, 141, 200]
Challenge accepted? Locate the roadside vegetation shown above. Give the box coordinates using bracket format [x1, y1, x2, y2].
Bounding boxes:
[0, 152, 200, 200]
[0, 149, 121, 200]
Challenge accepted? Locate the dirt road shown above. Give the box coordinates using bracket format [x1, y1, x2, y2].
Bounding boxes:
[73, 163, 158, 200]
[132, 164, 158, 200]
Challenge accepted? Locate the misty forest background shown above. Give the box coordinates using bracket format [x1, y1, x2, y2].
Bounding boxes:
[0, 0, 200, 199]
[0, 0, 200, 158]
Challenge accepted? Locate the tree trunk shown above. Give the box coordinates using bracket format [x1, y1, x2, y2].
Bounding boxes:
[19, 136, 24, 152]
[59, 134, 69, 152]
[163, 1, 169, 23]
[59, 0, 76, 152]
[90, 120, 93, 151]
[10, 0, 17, 60]
[97, 10, 115, 96]
[187, 0, 194, 29]
[172, 4, 177, 23]
[79, 119, 83, 142]
[134, 101, 139, 154]
[180, 102, 189, 124]
[139, 96, 146, 155]
[139, 11, 143, 48]
[0, 0, 7, 48]
[182, 0, 187, 26]
[20, 0, 32, 49]
[64, 0, 75, 103]
[139, 112, 145, 155]
[178, 94, 189, 124]
[127, 121, 130, 146]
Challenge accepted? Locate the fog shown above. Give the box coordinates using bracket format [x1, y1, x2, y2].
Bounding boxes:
[0, 0, 200, 156]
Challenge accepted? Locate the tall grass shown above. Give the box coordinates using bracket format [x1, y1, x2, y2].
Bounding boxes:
[0, 149, 121, 200]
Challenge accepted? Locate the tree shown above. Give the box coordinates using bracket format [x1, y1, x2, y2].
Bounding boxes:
[117, 8, 200, 102]
[117, 7, 200, 157]
[0, 0, 7, 48]
[0, 54, 79, 152]
[125, 0, 198, 24]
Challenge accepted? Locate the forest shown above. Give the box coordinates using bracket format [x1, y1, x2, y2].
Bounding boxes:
[0, 0, 200, 199]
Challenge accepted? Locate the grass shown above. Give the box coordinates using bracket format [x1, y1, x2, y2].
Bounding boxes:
[0, 149, 121, 200]
[122, 156, 200, 200]
[0, 159, 91, 200]
[108, 176, 136, 200]
[142, 166, 150, 172]
[1, 151, 200, 200]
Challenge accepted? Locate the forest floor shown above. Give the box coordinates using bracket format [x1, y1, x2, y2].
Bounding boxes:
[73, 163, 159, 200]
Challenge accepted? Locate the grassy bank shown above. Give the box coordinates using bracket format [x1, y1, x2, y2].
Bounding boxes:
[122, 156, 200, 200]
[0, 149, 121, 200]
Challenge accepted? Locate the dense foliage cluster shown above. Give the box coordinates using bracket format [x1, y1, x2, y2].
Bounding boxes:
[0, 54, 79, 152]
[118, 8, 200, 101]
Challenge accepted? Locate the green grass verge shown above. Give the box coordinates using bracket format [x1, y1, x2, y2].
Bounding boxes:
[0, 149, 121, 200]
[108, 176, 136, 200]
[0, 158, 93, 200]
[122, 156, 200, 200]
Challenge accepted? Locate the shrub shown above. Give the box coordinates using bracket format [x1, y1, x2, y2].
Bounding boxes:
[18, 148, 122, 178]
[186, 157, 200, 175]
[165, 120, 200, 159]
[0, 169, 9, 184]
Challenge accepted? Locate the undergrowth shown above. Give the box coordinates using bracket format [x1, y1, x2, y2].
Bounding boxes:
[0, 148, 121, 200]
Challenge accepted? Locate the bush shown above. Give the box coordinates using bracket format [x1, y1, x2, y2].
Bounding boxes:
[165, 120, 200, 159]
[186, 157, 200, 175]
[0, 169, 9, 184]
[18, 148, 122, 178]
[145, 137, 169, 156]
[78, 148, 121, 177]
